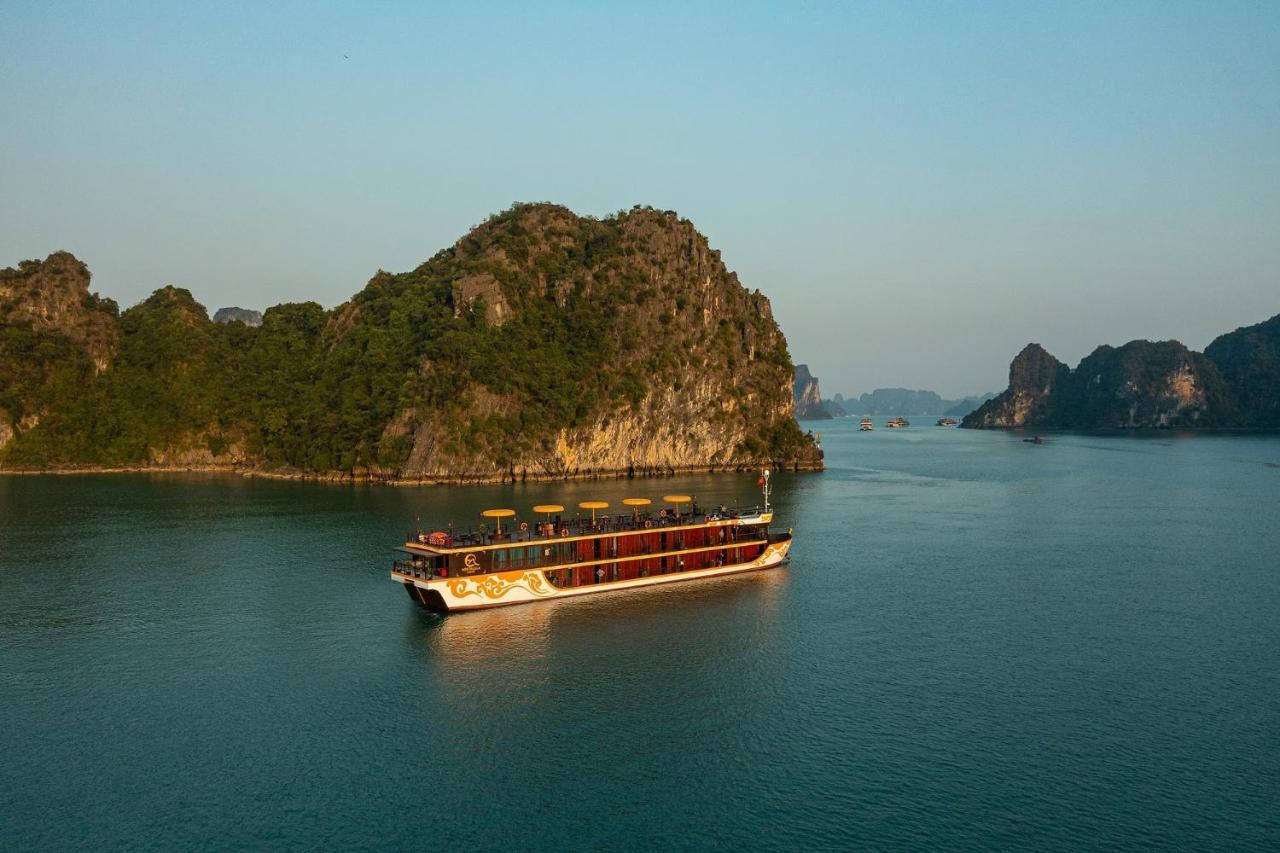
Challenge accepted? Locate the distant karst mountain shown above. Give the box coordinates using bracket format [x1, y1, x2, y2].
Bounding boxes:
[964, 313, 1280, 429]
[793, 364, 831, 420]
[942, 393, 998, 417]
[213, 307, 263, 327]
[0, 203, 822, 480]
[829, 389, 996, 417]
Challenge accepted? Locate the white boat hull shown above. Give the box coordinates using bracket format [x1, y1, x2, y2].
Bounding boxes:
[393, 538, 792, 612]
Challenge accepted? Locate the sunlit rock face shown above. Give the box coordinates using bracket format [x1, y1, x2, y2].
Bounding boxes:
[390, 204, 824, 481]
[963, 344, 1068, 427]
[0, 251, 119, 372]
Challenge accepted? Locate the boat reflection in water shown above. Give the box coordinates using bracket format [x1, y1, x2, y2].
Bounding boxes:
[410, 555, 790, 672]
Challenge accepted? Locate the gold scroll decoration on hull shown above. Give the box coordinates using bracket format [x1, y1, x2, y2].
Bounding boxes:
[447, 570, 555, 601]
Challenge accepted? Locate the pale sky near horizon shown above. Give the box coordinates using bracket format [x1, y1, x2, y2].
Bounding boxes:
[3, 1, 1278, 398]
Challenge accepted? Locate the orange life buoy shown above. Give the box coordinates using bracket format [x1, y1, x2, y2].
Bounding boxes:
[560, 527, 570, 538]
[644, 519, 653, 529]
[519, 521, 528, 532]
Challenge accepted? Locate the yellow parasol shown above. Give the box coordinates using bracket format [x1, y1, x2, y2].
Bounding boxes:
[663, 495, 692, 519]
[578, 500, 609, 523]
[532, 504, 564, 534]
[481, 508, 516, 535]
[622, 497, 651, 520]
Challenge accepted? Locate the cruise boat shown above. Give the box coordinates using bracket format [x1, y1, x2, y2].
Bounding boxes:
[885, 417, 909, 428]
[391, 470, 793, 612]
[859, 417, 874, 431]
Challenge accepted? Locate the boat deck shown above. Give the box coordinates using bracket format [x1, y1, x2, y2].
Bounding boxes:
[407, 504, 770, 552]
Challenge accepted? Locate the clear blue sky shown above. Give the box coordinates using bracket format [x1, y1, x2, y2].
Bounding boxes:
[3, 1, 1278, 397]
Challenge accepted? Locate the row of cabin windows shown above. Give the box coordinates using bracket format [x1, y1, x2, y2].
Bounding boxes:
[542, 542, 768, 588]
[491, 526, 765, 566]
[443, 525, 769, 575]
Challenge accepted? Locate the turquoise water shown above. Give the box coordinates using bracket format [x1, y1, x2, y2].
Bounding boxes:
[3, 421, 1279, 850]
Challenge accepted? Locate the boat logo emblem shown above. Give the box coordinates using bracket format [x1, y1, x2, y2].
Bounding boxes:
[463, 553, 479, 569]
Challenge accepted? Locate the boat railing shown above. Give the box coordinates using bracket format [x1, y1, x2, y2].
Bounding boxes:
[393, 559, 437, 579]
[396, 529, 774, 577]
[408, 504, 770, 549]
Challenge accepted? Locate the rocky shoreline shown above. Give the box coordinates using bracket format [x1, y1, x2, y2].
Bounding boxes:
[0, 459, 824, 486]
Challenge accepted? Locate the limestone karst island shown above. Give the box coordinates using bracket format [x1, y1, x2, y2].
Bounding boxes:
[0, 203, 822, 482]
[963, 315, 1280, 430]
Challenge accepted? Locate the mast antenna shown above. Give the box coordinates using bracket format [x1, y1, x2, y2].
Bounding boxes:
[762, 467, 771, 513]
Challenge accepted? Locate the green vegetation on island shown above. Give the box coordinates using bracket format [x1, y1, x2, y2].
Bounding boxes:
[0, 204, 822, 480]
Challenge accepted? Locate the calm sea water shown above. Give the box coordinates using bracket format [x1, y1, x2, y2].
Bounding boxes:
[2, 421, 1279, 850]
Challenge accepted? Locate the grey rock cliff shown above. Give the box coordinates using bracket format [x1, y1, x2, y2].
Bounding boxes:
[793, 364, 830, 420]
[213, 307, 263, 327]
